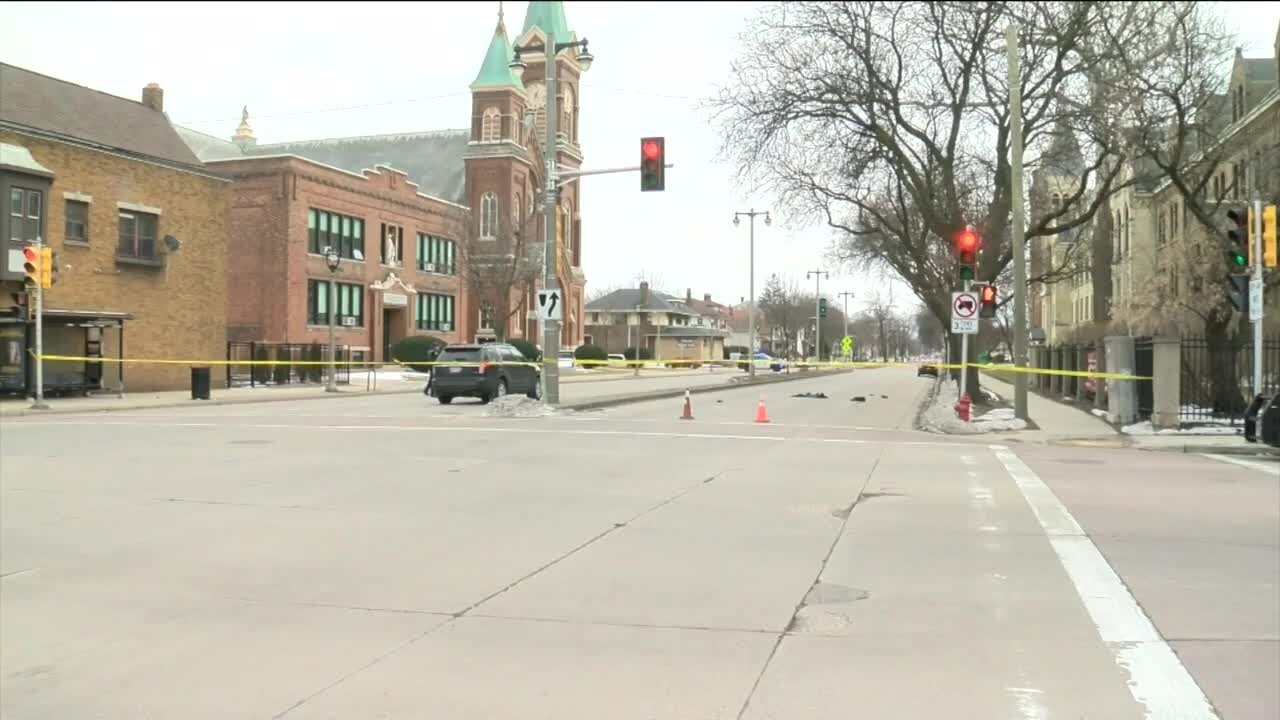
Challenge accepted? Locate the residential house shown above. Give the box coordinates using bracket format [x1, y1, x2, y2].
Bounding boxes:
[0, 64, 229, 393]
[176, 1, 592, 354]
[584, 282, 728, 361]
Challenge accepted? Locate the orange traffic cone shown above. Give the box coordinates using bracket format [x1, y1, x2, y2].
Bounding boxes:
[754, 395, 770, 424]
[680, 390, 694, 420]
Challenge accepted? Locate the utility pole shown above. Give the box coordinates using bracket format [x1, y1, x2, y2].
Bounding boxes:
[1007, 23, 1029, 421]
[806, 269, 829, 361]
[733, 209, 771, 378]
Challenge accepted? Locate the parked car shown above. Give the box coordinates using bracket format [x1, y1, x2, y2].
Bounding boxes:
[738, 351, 784, 373]
[917, 363, 939, 378]
[558, 350, 575, 370]
[607, 353, 626, 363]
[426, 343, 541, 404]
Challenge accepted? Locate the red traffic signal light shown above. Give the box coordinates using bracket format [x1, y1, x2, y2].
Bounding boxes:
[640, 136, 665, 192]
[954, 226, 981, 279]
[21, 246, 40, 286]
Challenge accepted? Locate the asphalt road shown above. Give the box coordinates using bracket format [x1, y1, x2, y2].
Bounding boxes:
[1, 368, 1276, 719]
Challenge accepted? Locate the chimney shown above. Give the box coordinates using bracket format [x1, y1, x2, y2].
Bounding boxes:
[704, 293, 712, 302]
[141, 83, 163, 112]
[686, 288, 692, 302]
[639, 281, 650, 305]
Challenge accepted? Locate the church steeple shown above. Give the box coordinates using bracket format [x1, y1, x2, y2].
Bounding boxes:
[471, 2, 524, 90]
[522, 0, 571, 40]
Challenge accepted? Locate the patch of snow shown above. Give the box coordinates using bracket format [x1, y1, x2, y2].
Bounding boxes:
[483, 395, 557, 418]
[1122, 420, 1243, 436]
[920, 380, 1027, 434]
[1091, 408, 1108, 418]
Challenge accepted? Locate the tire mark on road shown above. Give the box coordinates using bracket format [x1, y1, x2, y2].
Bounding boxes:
[734, 451, 883, 720]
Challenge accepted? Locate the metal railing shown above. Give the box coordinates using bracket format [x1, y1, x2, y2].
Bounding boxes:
[225, 341, 353, 388]
[1179, 336, 1280, 425]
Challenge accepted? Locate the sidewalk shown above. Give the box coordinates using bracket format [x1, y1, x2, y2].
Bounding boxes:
[0, 366, 733, 418]
[979, 374, 1117, 441]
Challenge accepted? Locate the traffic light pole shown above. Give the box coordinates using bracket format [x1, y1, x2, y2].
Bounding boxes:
[806, 269, 828, 361]
[1253, 195, 1265, 397]
[540, 29, 563, 405]
[959, 278, 971, 402]
[30, 236, 48, 410]
[1007, 24, 1029, 422]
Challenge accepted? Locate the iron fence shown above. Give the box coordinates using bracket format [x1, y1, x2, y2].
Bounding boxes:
[1179, 336, 1280, 425]
[225, 341, 355, 388]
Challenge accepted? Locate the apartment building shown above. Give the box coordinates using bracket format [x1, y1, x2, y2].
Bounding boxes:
[0, 64, 228, 393]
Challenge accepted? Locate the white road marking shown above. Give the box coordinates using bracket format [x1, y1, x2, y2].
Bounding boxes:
[2, 417, 977, 445]
[1202, 453, 1279, 476]
[990, 444, 1219, 719]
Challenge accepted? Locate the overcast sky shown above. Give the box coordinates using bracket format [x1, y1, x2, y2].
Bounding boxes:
[5, 1, 1279, 316]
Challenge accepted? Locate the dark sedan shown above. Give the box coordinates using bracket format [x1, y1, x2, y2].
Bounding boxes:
[427, 343, 541, 404]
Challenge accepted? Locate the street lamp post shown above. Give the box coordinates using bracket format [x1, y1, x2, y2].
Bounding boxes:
[511, 30, 594, 405]
[733, 209, 770, 378]
[323, 246, 341, 393]
[838, 291, 855, 360]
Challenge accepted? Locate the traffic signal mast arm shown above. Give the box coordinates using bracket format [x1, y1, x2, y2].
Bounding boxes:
[555, 161, 675, 188]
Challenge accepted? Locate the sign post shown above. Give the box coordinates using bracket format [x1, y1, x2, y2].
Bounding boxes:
[951, 287, 979, 400]
[1252, 196, 1265, 396]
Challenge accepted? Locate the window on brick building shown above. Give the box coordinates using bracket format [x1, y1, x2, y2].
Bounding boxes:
[380, 223, 404, 266]
[416, 233, 456, 274]
[117, 211, 157, 258]
[9, 187, 42, 243]
[65, 200, 88, 243]
[480, 193, 498, 239]
[415, 292, 456, 331]
[307, 279, 364, 326]
[308, 208, 365, 260]
[481, 107, 501, 142]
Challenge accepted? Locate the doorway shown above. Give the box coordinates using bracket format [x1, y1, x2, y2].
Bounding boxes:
[382, 307, 404, 362]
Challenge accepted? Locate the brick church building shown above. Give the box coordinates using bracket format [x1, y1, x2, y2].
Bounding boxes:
[177, 1, 588, 360]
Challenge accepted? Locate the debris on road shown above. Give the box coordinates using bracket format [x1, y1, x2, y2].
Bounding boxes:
[792, 392, 829, 399]
[851, 396, 867, 402]
[484, 395, 558, 418]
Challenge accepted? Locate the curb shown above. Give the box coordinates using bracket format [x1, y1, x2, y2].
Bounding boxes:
[1170, 444, 1280, 457]
[0, 386, 422, 418]
[561, 369, 851, 411]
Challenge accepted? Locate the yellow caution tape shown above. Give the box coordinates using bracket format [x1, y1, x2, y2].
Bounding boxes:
[33, 353, 1150, 380]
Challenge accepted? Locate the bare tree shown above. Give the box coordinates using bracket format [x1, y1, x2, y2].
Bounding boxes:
[452, 201, 543, 342]
[710, 1, 1219, 389]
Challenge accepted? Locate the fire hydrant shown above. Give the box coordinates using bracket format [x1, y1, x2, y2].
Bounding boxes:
[955, 393, 972, 422]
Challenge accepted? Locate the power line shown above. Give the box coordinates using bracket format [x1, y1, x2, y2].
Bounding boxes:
[177, 84, 710, 126]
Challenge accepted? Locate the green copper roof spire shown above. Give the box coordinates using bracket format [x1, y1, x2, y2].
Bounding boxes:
[522, 0, 571, 40]
[471, 2, 525, 90]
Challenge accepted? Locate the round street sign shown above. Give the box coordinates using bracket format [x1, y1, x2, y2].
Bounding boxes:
[952, 291, 978, 319]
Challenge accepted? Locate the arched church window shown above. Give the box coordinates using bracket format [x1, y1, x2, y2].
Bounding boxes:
[480, 192, 498, 239]
[481, 107, 501, 142]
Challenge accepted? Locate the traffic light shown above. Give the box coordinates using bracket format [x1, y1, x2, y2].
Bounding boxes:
[979, 284, 997, 319]
[1264, 204, 1277, 268]
[818, 297, 828, 318]
[1226, 207, 1251, 268]
[40, 247, 53, 289]
[1228, 274, 1250, 314]
[954, 226, 980, 281]
[640, 137, 665, 192]
[8, 291, 27, 318]
[21, 245, 40, 286]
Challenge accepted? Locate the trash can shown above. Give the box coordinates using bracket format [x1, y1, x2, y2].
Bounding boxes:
[191, 366, 211, 400]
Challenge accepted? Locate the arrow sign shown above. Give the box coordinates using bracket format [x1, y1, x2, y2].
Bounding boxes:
[537, 289, 563, 321]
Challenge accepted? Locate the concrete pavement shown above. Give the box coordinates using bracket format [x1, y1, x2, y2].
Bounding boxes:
[2, 368, 1275, 719]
